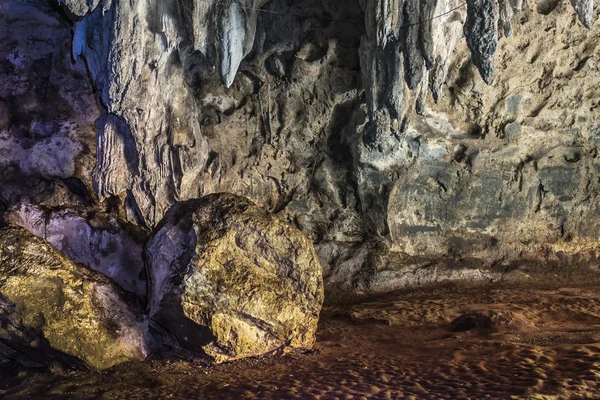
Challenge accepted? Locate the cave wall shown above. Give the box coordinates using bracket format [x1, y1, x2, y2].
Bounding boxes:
[3, 0, 600, 297]
[391, 4, 600, 264]
[0, 0, 97, 210]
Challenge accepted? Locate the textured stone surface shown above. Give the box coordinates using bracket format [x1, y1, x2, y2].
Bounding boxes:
[464, 0, 499, 84]
[56, 0, 596, 227]
[3, 0, 600, 304]
[60, 0, 274, 227]
[0, 225, 147, 370]
[0, 0, 97, 211]
[6, 203, 147, 297]
[417, 7, 600, 268]
[146, 193, 324, 362]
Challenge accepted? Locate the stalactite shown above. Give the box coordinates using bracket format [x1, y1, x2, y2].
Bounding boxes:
[216, 0, 246, 87]
[464, 0, 499, 85]
[401, 0, 425, 90]
[418, 0, 438, 69]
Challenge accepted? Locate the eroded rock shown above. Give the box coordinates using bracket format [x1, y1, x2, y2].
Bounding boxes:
[6, 203, 148, 298]
[0, 0, 97, 211]
[146, 193, 323, 362]
[0, 225, 147, 370]
[464, 0, 499, 84]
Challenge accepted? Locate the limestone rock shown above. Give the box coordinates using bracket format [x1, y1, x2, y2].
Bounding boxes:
[216, 0, 269, 87]
[570, 0, 594, 28]
[0, 225, 147, 370]
[58, 0, 271, 227]
[0, 0, 97, 211]
[6, 203, 148, 298]
[509, 0, 523, 11]
[146, 193, 323, 362]
[402, 0, 425, 90]
[217, 1, 246, 87]
[419, 0, 439, 68]
[7, 0, 600, 304]
[50, 0, 600, 237]
[464, 0, 499, 84]
[58, 0, 102, 17]
[499, 0, 514, 38]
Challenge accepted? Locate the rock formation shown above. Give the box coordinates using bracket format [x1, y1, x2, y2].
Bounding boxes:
[0, 0, 97, 213]
[2, 0, 600, 369]
[6, 203, 147, 298]
[59, 0, 597, 228]
[145, 193, 324, 362]
[0, 225, 147, 370]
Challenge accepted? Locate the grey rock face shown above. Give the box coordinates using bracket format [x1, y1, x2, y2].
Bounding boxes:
[419, 0, 439, 68]
[145, 193, 323, 362]
[0, 0, 97, 211]
[75, 0, 210, 227]
[358, 0, 596, 131]
[58, 0, 276, 227]
[498, 0, 514, 37]
[4, 0, 600, 306]
[464, 0, 499, 84]
[217, 1, 247, 87]
[59, 0, 102, 17]
[216, 0, 269, 86]
[6, 203, 147, 298]
[402, 0, 425, 90]
[571, 0, 594, 28]
[56, 0, 599, 232]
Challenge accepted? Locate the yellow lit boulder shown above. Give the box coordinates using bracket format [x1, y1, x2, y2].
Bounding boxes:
[146, 193, 324, 362]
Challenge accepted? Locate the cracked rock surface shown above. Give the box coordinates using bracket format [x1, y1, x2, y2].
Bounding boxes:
[145, 193, 324, 363]
[0, 225, 147, 370]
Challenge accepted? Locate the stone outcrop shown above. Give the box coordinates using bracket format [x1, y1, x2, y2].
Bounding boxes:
[145, 193, 324, 362]
[0, 225, 147, 370]
[6, 203, 147, 298]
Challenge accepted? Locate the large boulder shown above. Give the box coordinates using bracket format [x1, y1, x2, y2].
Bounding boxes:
[0, 225, 147, 370]
[146, 193, 324, 362]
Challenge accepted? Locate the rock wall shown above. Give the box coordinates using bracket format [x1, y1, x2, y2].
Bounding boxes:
[0, 0, 97, 211]
[3, 0, 600, 298]
[409, 3, 600, 265]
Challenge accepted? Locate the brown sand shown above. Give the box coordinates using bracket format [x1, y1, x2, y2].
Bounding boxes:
[3, 284, 600, 399]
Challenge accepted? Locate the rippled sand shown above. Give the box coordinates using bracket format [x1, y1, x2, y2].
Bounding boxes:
[3, 284, 600, 399]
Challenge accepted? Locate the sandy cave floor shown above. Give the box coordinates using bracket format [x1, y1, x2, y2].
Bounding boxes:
[3, 284, 600, 399]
